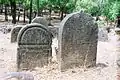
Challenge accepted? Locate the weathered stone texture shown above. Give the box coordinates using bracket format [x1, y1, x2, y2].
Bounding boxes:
[11, 25, 23, 43]
[17, 23, 52, 71]
[58, 12, 98, 71]
[31, 17, 48, 27]
[98, 28, 108, 42]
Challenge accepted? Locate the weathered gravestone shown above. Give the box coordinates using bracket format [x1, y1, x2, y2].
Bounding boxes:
[31, 17, 48, 27]
[11, 25, 23, 43]
[17, 23, 52, 71]
[58, 11, 98, 71]
[32, 17, 57, 38]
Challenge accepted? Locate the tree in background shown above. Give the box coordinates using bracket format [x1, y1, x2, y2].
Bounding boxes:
[8, 0, 16, 24]
[75, 0, 120, 22]
[0, 0, 9, 21]
[0, 0, 120, 24]
[102, 0, 120, 21]
[34, 0, 47, 16]
[22, 0, 30, 23]
[54, 0, 75, 20]
[29, 0, 33, 23]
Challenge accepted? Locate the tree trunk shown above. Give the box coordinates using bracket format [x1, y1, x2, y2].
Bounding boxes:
[10, 1, 16, 24]
[116, 17, 120, 28]
[38, 9, 42, 16]
[18, 2, 21, 22]
[33, 11, 37, 18]
[23, 9, 25, 23]
[18, 11, 20, 22]
[96, 16, 99, 21]
[29, 0, 33, 23]
[58, 11, 60, 16]
[48, 8, 52, 26]
[5, 4, 8, 21]
[60, 8, 64, 21]
[37, 0, 40, 16]
[0, 4, 3, 13]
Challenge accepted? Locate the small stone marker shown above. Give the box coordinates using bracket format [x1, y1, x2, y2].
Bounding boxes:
[58, 12, 98, 71]
[11, 25, 23, 43]
[115, 28, 120, 35]
[31, 17, 48, 27]
[98, 28, 108, 42]
[17, 23, 52, 71]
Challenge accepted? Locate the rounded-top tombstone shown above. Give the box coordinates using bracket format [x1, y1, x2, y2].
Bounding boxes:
[31, 17, 48, 27]
[58, 11, 98, 71]
[31, 17, 57, 38]
[11, 25, 23, 43]
[17, 23, 52, 71]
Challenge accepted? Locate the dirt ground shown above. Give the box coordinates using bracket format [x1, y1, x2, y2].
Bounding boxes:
[0, 17, 118, 80]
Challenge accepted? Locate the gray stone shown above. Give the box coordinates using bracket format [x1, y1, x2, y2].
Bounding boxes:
[98, 28, 108, 42]
[58, 12, 98, 71]
[31, 17, 48, 27]
[11, 25, 23, 43]
[115, 28, 120, 35]
[32, 17, 58, 38]
[49, 26, 58, 38]
[17, 23, 52, 71]
[1, 72, 34, 80]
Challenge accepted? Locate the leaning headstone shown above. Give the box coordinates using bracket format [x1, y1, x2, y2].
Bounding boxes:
[31, 17, 48, 27]
[17, 23, 52, 71]
[11, 25, 23, 43]
[58, 12, 98, 71]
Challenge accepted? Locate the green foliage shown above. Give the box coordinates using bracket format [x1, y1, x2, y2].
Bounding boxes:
[75, 0, 103, 16]
[102, 0, 120, 21]
[0, 0, 9, 4]
[75, 0, 120, 21]
[33, 0, 47, 11]
[53, 0, 75, 13]
[65, 0, 76, 13]
[1, 0, 120, 22]
[22, 0, 30, 9]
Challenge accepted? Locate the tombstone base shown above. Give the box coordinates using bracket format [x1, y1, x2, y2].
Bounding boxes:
[59, 43, 97, 72]
[17, 47, 52, 71]
[60, 55, 96, 72]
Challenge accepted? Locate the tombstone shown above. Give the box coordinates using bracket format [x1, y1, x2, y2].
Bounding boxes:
[98, 28, 108, 42]
[58, 12, 98, 71]
[32, 17, 58, 38]
[17, 23, 52, 71]
[11, 25, 23, 43]
[31, 17, 48, 27]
